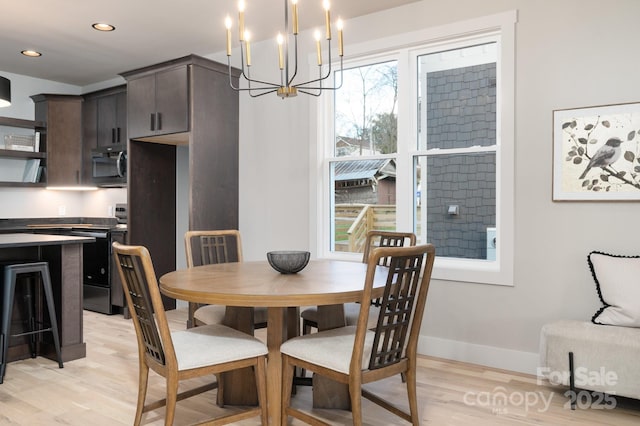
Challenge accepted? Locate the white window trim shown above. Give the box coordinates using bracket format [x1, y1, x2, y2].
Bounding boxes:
[311, 10, 517, 286]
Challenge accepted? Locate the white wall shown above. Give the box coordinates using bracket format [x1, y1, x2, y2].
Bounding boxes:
[0, 187, 125, 219]
[235, 0, 640, 374]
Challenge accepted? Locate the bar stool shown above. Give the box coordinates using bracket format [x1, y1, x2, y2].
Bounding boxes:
[1, 261, 63, 384]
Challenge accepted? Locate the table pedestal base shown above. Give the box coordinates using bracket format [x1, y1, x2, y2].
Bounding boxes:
[219, 306, 300, 410]
[313, 374, 351, 409]
[311, 304, 352, 410]
[219, 307, 258, 406]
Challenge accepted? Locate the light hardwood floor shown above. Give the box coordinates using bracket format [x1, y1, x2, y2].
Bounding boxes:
[1, 309, 639, 425]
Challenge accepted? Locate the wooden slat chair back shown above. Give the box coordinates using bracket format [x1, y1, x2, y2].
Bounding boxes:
[184, 230, 267, 330]
[301, 229, 417, 335]
[281, 244, 436, 426]
[113, 242, 268, 426]
[185, 230, 243, 268]
[362, 230, 417, 306]
[362, 230, 417, 265]
[116, 249, 166, 366]
[368, 249, 424, 370]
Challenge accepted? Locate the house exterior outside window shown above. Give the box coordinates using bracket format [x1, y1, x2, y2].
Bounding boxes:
[315, 11, 516, 286]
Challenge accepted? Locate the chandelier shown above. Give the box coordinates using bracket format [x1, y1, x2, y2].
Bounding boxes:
[225, 0, 344, 98]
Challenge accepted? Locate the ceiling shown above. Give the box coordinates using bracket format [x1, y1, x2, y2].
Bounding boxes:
[1, 0, 418, 87]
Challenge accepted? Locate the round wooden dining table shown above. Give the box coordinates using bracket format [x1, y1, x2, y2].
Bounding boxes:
[159, 258, 388, 426]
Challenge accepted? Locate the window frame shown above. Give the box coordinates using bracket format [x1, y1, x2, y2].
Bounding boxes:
[312, 11, 517, 286]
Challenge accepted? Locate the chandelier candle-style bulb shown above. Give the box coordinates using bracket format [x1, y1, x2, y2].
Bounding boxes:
[223, 0, 344, 98]
[292, 0, 299, 35]
[225, 16, 232, 56]
[277, 33, 285, 70]
[245, 30, 252, 66]
[315, 30, 322, 66]
[238, 0, 246, 41]
[323, 0, 331, 40]
[337, 18, 344, 56]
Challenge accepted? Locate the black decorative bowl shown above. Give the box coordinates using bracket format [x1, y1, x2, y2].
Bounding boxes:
[267, 251, 310, 274]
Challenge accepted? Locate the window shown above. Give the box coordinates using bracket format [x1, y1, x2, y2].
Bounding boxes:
[315, 11, 516, 285]
[415, 43, 497, 260]
[330, 59, 399, 254]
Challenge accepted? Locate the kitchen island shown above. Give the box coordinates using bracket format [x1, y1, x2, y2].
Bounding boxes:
[0, 233, 94, 363]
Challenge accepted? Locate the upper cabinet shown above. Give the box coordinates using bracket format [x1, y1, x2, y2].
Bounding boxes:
[125, 65, 189, 140]
[84, 85, 127, 148]
[98, 87, 127, 147]
[31, 94, 84, 187]
[83, 85, 128, 187]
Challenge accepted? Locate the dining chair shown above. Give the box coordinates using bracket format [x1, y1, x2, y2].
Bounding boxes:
[184, 230, 267, 330]
[300, 230, 417, 334]
[281, 243, 435, 425]
[112, 242, 268, 426]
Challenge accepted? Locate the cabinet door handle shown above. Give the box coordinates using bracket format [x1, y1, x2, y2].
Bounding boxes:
[150, 113, 156, 131]
[157, 112, 162, 130]
[112, 128, 116, 144]
[116, 127, 121, 143]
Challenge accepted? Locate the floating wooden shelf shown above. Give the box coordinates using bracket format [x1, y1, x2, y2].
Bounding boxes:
[0, 149, 46, 159]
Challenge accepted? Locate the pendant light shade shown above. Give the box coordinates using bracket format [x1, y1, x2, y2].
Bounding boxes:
[0, 76, 11, 108]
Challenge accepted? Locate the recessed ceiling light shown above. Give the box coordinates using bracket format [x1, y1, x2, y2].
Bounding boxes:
[92, 23, 115, 32]
[21, 50, 42, 57]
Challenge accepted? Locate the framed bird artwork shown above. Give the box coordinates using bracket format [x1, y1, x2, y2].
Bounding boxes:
[553, 101, 640, 201]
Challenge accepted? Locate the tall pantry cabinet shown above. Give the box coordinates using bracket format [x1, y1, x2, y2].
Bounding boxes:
[121, 55, 240, 309]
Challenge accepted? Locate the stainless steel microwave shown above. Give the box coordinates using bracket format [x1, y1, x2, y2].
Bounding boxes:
[91, 145, 127, 187]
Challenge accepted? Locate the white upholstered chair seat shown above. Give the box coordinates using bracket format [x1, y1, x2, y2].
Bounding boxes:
[172, 323, 267, 371]
[194, 305, 268, 327]
[281, 325, 375, 374]
[300, 303, 380, 329]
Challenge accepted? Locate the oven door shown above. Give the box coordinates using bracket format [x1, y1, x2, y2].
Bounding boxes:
[72, 230, 112, 314]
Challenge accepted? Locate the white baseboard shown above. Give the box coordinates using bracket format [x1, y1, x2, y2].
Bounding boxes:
[418, 335, 541, 376]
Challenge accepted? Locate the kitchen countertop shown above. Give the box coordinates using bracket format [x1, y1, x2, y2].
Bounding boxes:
[0, 233, 95, 248]
[0, 217, 126, 233]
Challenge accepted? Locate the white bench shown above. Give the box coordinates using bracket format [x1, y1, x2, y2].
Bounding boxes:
[539, 320, 640, 402]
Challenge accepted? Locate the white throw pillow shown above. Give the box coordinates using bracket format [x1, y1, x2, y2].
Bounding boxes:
[589, 251, 640, 327]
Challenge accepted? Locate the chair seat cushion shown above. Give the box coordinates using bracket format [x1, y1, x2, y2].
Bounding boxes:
[193, 305, 226, 325]
[194, 305, 268, 326]
[300, 303, 380, 328]
[281, 325, 374, 374]
[172, 323, 267, 370]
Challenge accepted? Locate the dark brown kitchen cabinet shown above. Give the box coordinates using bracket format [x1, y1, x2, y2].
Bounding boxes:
[126, 65, 189, 139]
[97, 88, 127, 146]
[121, 55, 239, 311]
[82, 86, 128, 186]
[31, 94, 84, 186]
[83, 85, 127, 148]
[82, 96, 97, 183]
